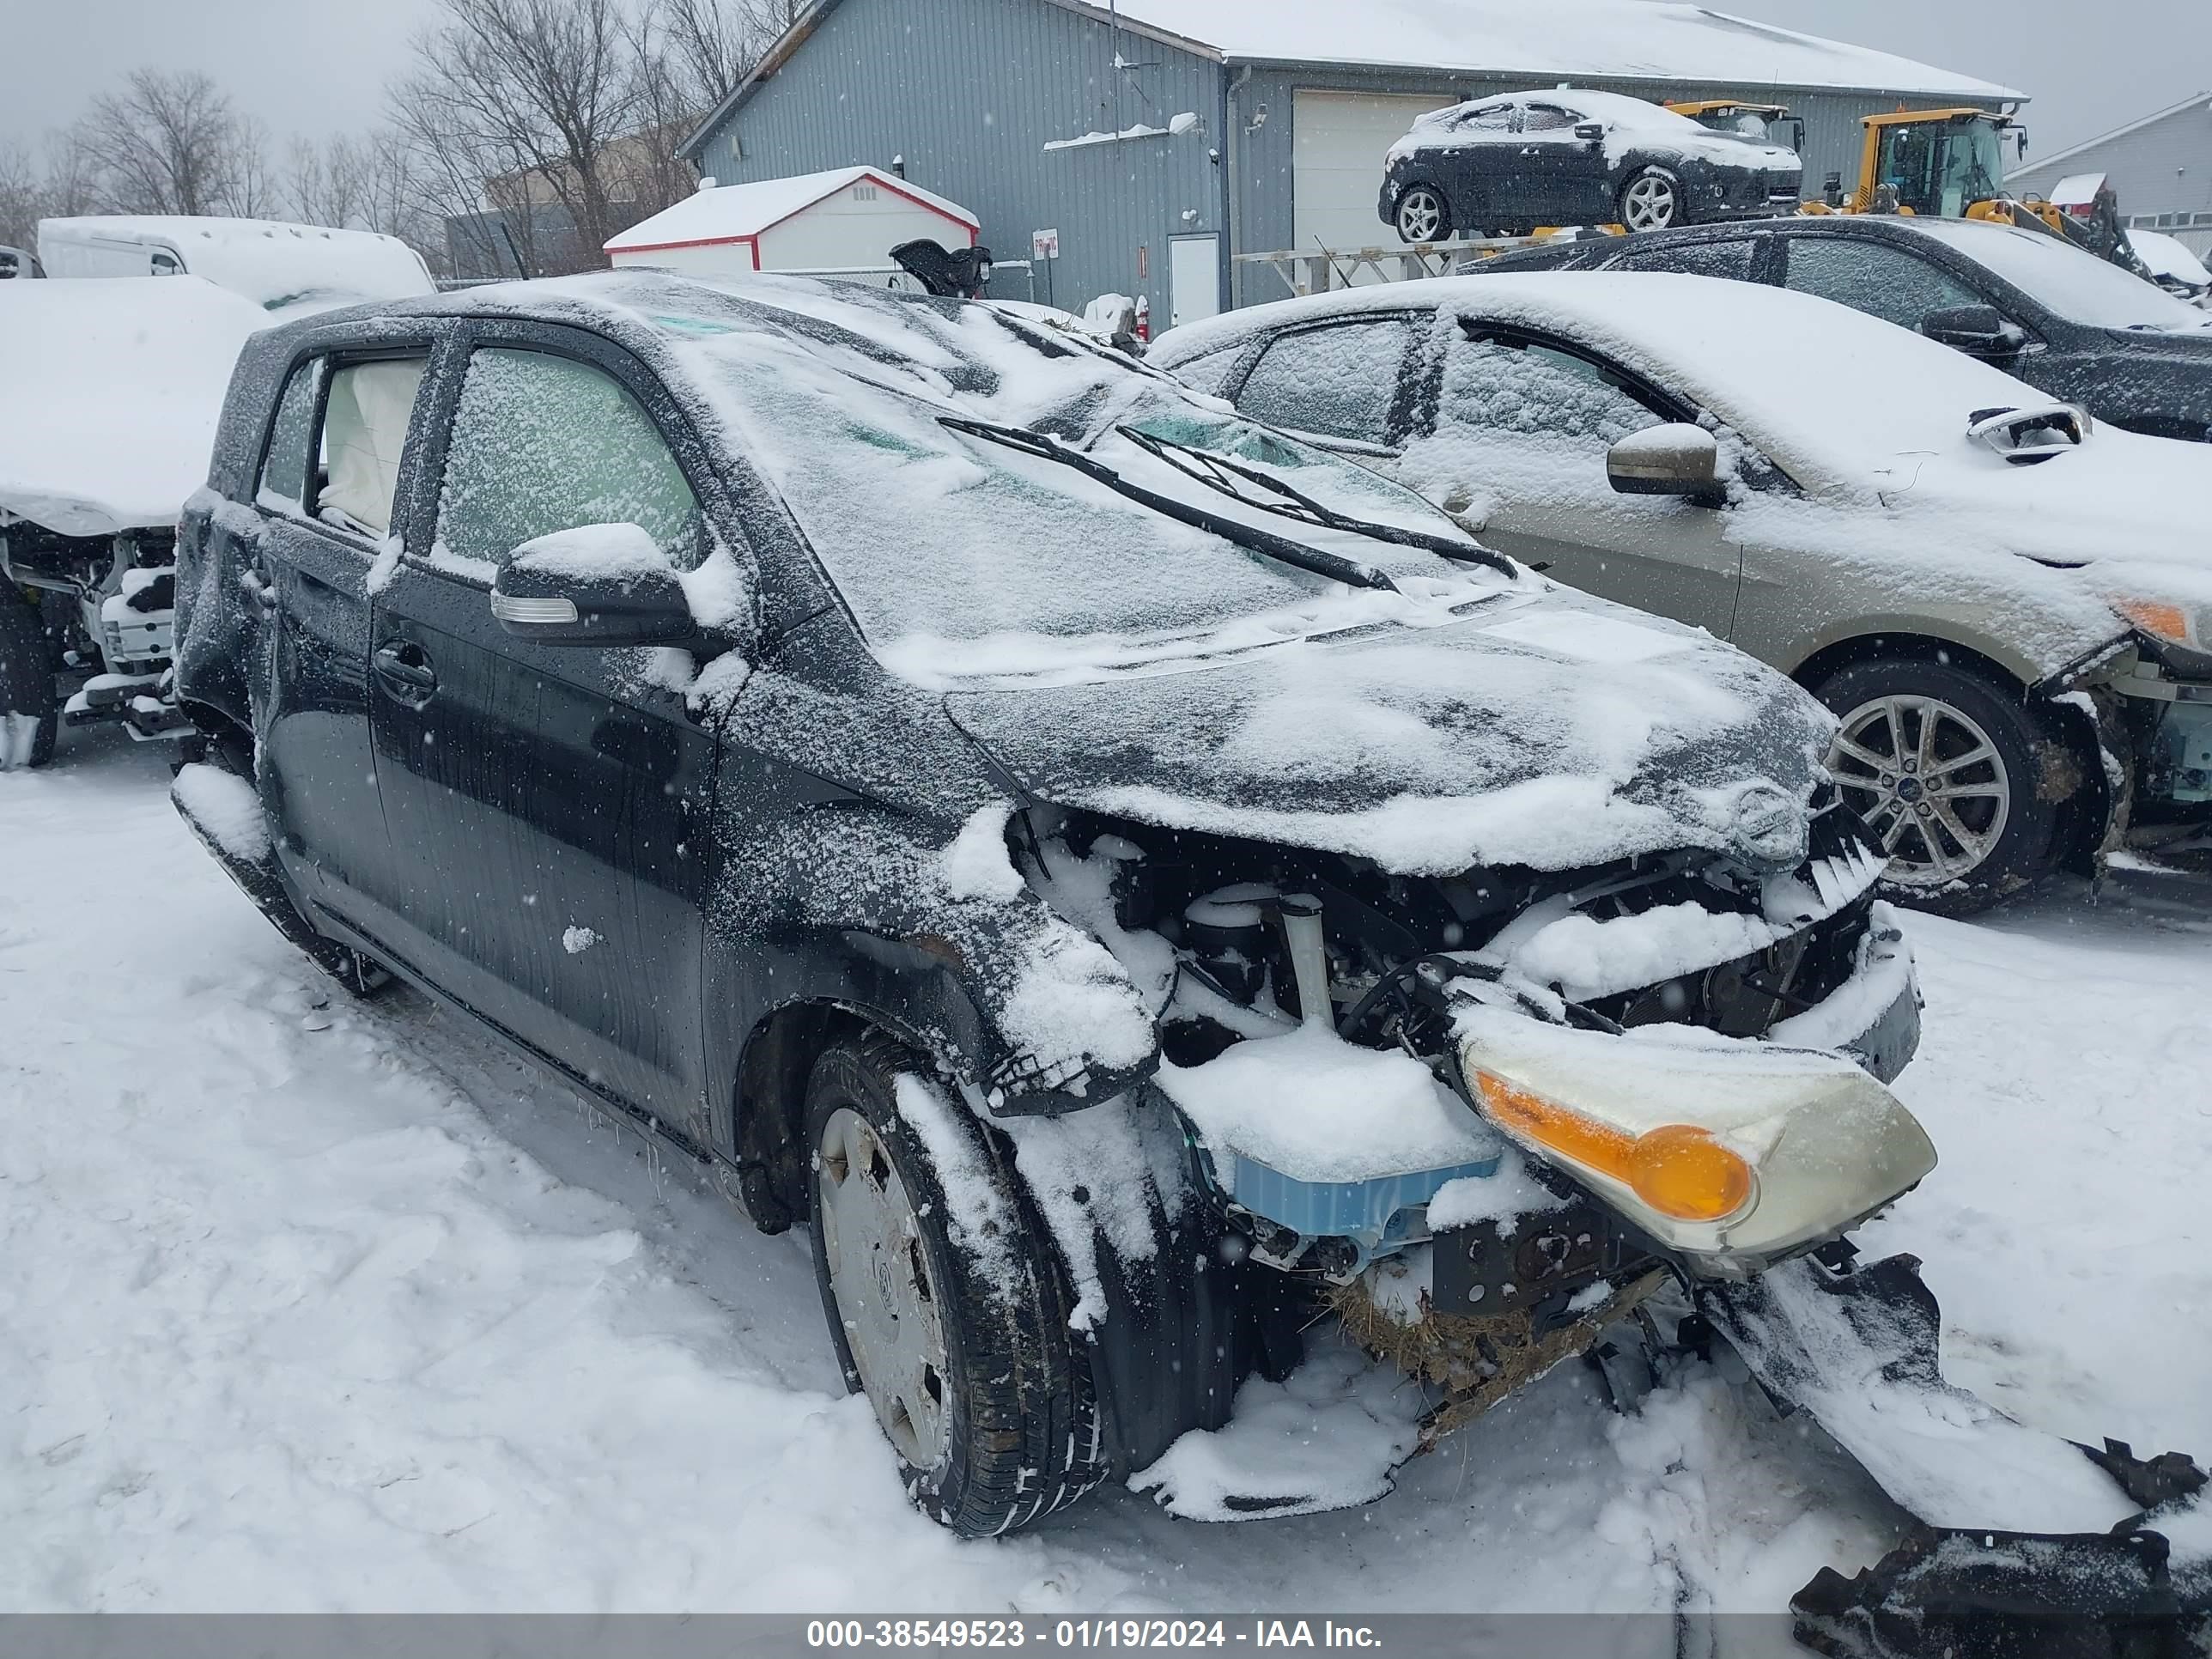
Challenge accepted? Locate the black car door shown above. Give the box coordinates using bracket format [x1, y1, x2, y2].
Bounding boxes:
[1512, 101, 1611, 224]
[1431, 100, 1519, 228]
[367, 321, 727, 1134]
[246, 342, 434, 934]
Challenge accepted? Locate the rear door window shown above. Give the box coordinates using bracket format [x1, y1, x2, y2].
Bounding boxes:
[1232, 319, 1417, 447]
[1780, 235, 1984, 330]
[319, 359, 428, 537]
[435, 346, 703, 570]
[258, 360, 323, 511]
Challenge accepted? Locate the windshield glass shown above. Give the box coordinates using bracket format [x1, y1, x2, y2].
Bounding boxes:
[637, 280, 1510, 681]
[1909, 221, 2211, 331]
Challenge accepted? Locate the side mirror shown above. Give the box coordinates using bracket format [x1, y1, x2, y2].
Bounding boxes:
[1607, 423, 1726, 507]
[1573, 123, 1606, 143]
[1920, 305, 2027, 357]
[489, 523, 696, 645]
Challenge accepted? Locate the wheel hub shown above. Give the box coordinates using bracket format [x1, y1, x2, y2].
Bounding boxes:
[1825, 694, 2011, 889]
[817, 1106, 951, 1472]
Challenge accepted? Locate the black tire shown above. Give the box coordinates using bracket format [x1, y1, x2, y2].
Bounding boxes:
[0, 587, 58, 769]
[804, 1033, 1103, 1536]
[1813, 659, 2069, 917]
[1395, 184, 1450, 245]
[1617, 166, 1680, 233]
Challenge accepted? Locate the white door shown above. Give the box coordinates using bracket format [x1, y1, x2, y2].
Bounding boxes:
[1170, 234, 1222, 330]
[1293, 89, 1455, 255]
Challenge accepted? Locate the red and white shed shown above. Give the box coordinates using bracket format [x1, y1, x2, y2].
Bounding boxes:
[605, 167, 979, 277]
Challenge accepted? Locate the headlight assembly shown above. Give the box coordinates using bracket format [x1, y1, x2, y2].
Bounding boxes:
[1455, 1005, 1936, 1277]
[2115, 597, 2210, 653]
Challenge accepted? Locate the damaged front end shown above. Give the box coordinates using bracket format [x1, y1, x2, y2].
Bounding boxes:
[1003, 793, 2209, 1655]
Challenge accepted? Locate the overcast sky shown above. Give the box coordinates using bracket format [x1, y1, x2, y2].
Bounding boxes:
[5, 0, 2208, 161]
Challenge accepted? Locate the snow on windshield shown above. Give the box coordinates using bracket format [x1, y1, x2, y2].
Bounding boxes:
[1905, 222, 2209, 332]
[629, 280, 1509, 677]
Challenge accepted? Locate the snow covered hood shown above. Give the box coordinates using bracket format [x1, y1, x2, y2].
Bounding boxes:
[1096, 0, 2016, 98]
[0, 276, 266, 536]
[945, 592, 1838, 877]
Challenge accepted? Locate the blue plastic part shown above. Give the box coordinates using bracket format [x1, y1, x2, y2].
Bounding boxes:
[1204, 1146, 1505, 1270]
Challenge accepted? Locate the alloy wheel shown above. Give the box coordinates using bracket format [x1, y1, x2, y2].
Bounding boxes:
[1397, 188, 1445, 244]
[816, 1105, 951, 1471]
[1826, 695, 2012, 889]
[1621, 173, 1678, 232]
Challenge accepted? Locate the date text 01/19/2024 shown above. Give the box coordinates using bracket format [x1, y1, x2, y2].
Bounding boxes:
[804, 1620, 1384, 1649]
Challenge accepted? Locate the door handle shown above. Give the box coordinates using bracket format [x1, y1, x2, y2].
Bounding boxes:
[373, 641, 438, 706]
[246, 559, 281, 617]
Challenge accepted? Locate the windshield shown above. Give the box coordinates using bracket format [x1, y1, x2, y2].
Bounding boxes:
[1878, 119, 2005, 216]
[1907, 222, 2210, 332]
[644, 282, 1511, 681]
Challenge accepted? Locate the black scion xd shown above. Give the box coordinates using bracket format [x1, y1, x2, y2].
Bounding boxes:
[170, 273, 2197, 1647]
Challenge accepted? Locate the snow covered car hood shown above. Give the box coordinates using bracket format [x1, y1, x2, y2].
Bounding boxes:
[943, 592, 1836, 878]
[0, 276, 266, 536]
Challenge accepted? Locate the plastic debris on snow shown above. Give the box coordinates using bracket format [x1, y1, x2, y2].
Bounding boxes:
[1156, 1024, 1504, 1184]
[1130, 1342, 1424, 1521]
[170, 763, 270, 863]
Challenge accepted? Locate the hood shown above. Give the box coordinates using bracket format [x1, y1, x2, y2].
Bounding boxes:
[944, 592, 1835, 878]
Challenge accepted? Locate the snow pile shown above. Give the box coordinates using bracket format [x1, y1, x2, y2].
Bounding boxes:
[39, 216, 433, 314]
[892, 1074, 1018, 1291]
[169, 762, 270, 863]
[1000, 927, 1157, 1077]
[937, 803, 1024, 901]
[1426, 1147, 1570, 1232]
[1130, 1342, 1422, 1521]
[0, 277, 266, 536]
[1157, 1024, 1504, 1183]
[561, 926, 599, 954]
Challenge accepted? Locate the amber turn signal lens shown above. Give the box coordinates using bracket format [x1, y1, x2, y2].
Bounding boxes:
[1626, 1123, 1754, 1222]
[1474, 1070, 1755, 1224]
[2118, 599, 2191, 644]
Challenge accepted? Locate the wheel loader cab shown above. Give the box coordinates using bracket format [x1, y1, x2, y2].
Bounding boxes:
[1856, 110, 2023, 219]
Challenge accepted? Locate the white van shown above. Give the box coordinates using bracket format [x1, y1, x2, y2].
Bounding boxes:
[36, 216, 434, 317]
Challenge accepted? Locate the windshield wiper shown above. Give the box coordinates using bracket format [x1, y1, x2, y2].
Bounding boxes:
[938, 415, 1402, 592]
[1115, 424, 1518, 578]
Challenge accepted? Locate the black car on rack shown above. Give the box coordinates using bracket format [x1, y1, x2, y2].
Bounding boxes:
[1381, 88, 1802, 242]
[1473, 211, 2212, 441]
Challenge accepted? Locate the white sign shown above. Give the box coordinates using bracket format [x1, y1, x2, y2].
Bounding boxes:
[1032, 228, 1060, 260]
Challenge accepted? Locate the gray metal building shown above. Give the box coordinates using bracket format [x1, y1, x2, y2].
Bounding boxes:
[679, 0, 2020, 325]
[2008, 93, 2212, 258]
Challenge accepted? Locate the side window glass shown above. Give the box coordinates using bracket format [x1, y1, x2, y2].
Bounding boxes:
[437, 348, 703, 570]
[1521, 104, 1577, 133]
[1448, 102, 1516, 134]
[1782, 237, 1981, 331]
[1441, 335, 1665, 448]
[258, 359, 321, 511]
[1620, 239, 1759, 281]
[1233, 319, 1413, 447]
[319, 357, 428, 538]
[1171, 346, 1244, 398]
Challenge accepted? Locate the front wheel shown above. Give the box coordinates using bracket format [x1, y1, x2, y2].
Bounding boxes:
[805, 1034, 1103, 1535]
[1618, 167, 1680, 233]
[1395, 185, 1450, 244]
[1814, 659, 2065, 916]
[0, 589, 58, 769]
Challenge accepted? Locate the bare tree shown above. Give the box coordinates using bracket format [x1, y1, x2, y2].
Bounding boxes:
[72, 69, 265, 216]
[285, 133, 367, 228]
[658, 0, 757, 112]
[0, 140, 45, 251]
[392, 0, 647, 273]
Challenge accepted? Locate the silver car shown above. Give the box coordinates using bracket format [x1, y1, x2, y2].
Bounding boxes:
[1151, 272, 2212, 915]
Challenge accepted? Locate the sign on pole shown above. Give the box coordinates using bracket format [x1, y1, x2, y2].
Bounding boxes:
[1032, 228, 1061, 261]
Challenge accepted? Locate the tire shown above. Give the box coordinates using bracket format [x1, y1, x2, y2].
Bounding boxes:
[1617, 167, 1680, 233]
[0, 588, 58, 769]
[805, 1033, 1103, 1536]
[1813, 659, 2068, 917]
[1395, 185, 1449, 245]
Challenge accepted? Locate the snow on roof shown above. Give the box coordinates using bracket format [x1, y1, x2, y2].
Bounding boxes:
[36, 216, 433, 315]
[0, 276, 267, 537]
[1097, 0, 2022, 99]
[605, 167, 977, 253]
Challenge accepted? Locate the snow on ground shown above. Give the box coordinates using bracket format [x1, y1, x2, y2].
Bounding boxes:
[3, 725, 2209, 1616]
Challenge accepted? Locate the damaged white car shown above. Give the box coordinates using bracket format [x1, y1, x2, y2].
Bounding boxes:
[167, 271, 2208, 1654]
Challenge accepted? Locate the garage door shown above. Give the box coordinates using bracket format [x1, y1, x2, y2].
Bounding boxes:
[1292, 90, 1455, 254]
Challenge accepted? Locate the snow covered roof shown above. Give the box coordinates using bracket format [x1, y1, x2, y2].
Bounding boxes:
[605, 167, 977, 254]
[36, 216, 433, 316]
[1084, 0, 2021, 99]
[0, 276, 267, 537]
